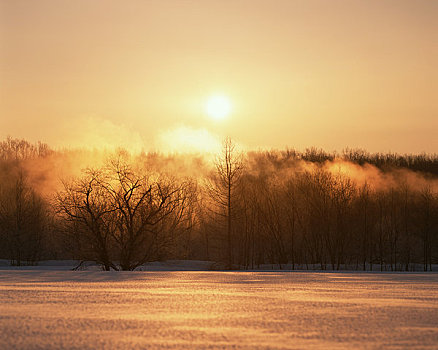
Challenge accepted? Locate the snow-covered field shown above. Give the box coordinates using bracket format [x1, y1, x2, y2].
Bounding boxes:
[0, 270, 437, 349]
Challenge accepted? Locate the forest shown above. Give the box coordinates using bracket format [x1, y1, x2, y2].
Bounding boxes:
[0, 136, 437, 271]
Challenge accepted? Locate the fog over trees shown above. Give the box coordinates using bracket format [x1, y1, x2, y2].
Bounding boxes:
[0, 137, 437, 270]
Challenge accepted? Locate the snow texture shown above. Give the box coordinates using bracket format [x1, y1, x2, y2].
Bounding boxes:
[0, 270, 437, 349]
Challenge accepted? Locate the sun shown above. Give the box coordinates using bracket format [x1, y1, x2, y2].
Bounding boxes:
[205, 95, 232, 120]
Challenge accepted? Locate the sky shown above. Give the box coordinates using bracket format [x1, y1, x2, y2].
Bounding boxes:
[1, 0, 437, 154]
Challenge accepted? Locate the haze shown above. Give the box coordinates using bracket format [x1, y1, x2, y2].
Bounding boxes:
[1, 0, 437, 153]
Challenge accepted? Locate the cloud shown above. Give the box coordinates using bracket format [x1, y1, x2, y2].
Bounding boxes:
[49, 116, 225, 156]
[51, 115, 148, 153]
[157, 125, 221, 154]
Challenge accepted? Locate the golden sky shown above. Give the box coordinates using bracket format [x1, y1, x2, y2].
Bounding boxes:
[1, 0, 437, 153]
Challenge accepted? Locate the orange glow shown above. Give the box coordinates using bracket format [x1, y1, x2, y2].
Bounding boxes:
[0, 0, 436, 153]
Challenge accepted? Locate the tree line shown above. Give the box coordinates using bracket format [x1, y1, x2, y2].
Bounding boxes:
[0, 137, 437, 270]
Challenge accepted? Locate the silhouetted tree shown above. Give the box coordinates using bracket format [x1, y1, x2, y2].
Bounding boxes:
[56, 169, 117, 270]
[0, 173, 47, 265]
[206, 138, 244, 268]
[56, 157, 196, 270]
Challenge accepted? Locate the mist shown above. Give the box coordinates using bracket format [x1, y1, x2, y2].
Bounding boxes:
[0, 136, 437, 271]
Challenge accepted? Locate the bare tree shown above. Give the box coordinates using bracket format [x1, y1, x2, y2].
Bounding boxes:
[413, 186, 434, 271]
[56, 157, 196, 270]
[355, 182, 374, 271]
[56, 169, 117, 271]
[104, 158, 196, 270]
[206, 137, 244, 268]
[0, 173, 47, 265]
[0, 137, 51, 161]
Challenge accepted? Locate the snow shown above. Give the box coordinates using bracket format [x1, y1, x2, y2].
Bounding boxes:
[0, 271, 437, 349]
